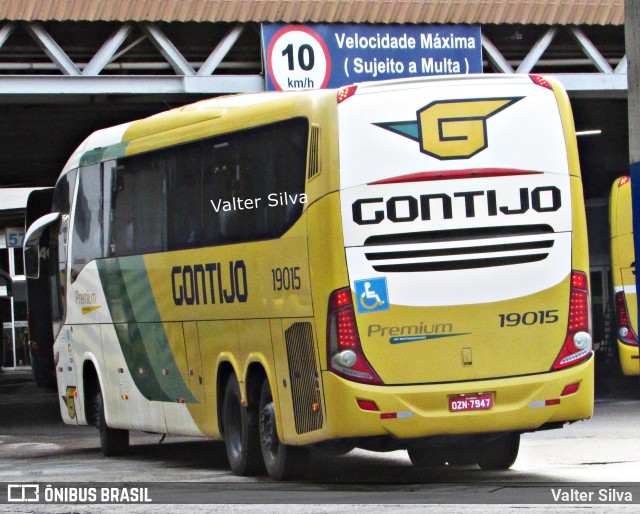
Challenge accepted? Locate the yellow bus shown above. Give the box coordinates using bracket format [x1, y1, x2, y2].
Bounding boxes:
[24, 74, 593, 479]
[609, 176, 639, 376]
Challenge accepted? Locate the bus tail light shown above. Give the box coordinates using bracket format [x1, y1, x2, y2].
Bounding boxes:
[337, 85, 357, 103]
[552, 271, 592, 370]
[618, 176, 630, 187]
[615, 291, 638, 346]
[327, 287, 383, 385]
[530, 74, 552, 90]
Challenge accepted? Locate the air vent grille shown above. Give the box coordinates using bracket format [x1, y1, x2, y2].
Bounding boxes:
[307, 124, 320, 180]
[284, 322, 323, 434]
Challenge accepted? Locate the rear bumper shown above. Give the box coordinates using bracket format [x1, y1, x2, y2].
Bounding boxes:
[618, 341, 640, 376]
[320, 356, 594, 441]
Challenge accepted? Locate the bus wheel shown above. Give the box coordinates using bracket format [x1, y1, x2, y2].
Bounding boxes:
[445, 446, 477, 466]
[258, 378, 305, 480]
[222, 374, 263, 476]
[477, 433, 520, 470]
[94, 385, 129, 457]
[407, 447, 448, 468]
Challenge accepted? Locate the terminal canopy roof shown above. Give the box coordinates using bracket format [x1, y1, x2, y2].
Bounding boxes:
[0, 0, 625, 26]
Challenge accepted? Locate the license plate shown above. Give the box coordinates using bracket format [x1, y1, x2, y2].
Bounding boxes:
[448, 393, 494, 412]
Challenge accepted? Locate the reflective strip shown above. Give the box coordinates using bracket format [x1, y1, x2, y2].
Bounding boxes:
[530, 399, 560, 408]
[380, 411, 414, 419]
[614, 285, 637, 295]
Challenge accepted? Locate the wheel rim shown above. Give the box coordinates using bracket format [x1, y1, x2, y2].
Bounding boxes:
[259, 401, 278, 455]
[227, 399, 243, 457]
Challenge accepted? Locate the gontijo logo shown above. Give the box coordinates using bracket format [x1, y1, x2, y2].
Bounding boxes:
[375, 97, 523, 160]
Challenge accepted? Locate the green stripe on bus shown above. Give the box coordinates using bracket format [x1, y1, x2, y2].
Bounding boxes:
[97, 257, 197, 404]
[98, 258, 130, 323]
[79, 141, 129, 167]
[114, 323, 170, 402]
[120, 257, 162, 323]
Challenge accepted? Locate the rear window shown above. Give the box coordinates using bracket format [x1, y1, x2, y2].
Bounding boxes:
[338, 81, 567, 188]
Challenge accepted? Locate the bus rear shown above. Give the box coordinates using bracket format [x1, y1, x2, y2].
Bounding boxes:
[610, 176, 639, 376]
[322, 75, 593, 467]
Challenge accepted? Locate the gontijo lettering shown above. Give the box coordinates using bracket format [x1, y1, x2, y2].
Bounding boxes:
[352, 186, 561, 225]
[171, 260, 248, 306]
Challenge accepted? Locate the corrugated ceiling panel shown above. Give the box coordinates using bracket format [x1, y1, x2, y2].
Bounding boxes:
[0, 0, 625, 25]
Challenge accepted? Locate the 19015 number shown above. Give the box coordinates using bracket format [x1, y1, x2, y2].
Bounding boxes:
[498, 310, 559, 327]
[271, 266, 301, 291]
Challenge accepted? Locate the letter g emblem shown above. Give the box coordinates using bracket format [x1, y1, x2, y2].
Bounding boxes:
[418, 97, 522, 160]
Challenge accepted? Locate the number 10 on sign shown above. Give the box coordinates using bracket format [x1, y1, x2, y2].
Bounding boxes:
[267, 26, 331, 90]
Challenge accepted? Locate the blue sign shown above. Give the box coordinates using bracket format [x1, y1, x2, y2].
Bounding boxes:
[354, 277, 390, 314]
[261, 24, 482, 91]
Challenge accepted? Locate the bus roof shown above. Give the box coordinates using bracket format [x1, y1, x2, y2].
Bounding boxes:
[58, 74, 560, 180]
[58, 88, 333, 177]
[353, 73, 537, 93]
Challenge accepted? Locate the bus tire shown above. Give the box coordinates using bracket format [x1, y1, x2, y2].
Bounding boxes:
[94, 385, 129, 457]
[477, 433, 520, 470]
[445, 446, 477, 466]
[407, 447, 448, 468]
[258, 378, 305, 480]
[222, 374, 263, 476]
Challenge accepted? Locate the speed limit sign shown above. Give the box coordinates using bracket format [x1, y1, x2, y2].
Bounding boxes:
[266, 25, 331, 91]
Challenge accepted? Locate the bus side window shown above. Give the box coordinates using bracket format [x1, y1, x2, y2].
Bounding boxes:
[105, 118, 309, 257]
[50, 169, 76, 333]
[272, 119, 308, 234]
[102, 161, 115, 257]
[167, 145, 202, 250]
[201, 119, 308, 246]
[237, 127, 274, 241]
[110, 164, 134, 256]
[70, 164, 104, 281]
[110, 154, 167, 256]
[210, 141, 242, 244]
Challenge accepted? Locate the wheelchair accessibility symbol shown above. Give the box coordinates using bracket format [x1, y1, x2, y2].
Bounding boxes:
[354, 277, 390, 314]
